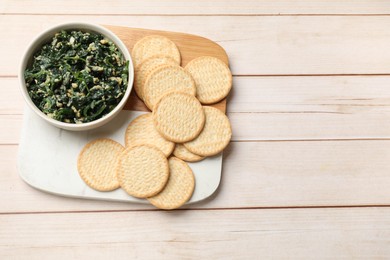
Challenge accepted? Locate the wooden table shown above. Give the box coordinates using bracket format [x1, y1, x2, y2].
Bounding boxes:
[2, 1, 390, 258]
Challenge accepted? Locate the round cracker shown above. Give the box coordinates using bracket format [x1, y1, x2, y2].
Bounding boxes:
[131, 35, 181, 67]
[117, 145, 169, 198]
[125, 113, 174, 157]
[153, 92, 205, 143]
[185, 56, 232, 104]
[173, 144, 205, 162]
[134, 55, 177, 100]
[184, 106, 232, 156]
[148, 157, 195, 210]
[143, 65, 196, 110]
[77, 138, 124, 191]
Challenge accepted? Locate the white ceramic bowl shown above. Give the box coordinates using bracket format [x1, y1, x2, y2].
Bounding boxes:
[19, 22, 134, 131]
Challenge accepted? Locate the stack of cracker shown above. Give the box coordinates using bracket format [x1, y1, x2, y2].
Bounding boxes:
[77, 35, 232, 210]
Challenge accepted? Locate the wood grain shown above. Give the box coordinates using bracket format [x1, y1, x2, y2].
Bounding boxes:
[1, 208, 390, 258]
[6, 76, 390, 142]
[6, 110, 390, 143]
[3, 15, 390, 76]
[0, 116, 22, 144]
[4, 140, 390, 213]
[6, 76, 390, 114]
[0, 78, 24, 114]
[2, 1, 390, 258]
[2, 0, 390, 15]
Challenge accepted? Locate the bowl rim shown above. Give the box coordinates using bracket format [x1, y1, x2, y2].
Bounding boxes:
[18, 22, 134, 130]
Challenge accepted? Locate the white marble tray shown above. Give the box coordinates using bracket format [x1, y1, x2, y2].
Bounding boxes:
[17, 108, 222, 204]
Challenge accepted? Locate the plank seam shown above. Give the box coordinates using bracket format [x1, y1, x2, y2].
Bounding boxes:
[2, 13, 390, 17]
[1, 204, 390, 215]
[5, 139, 390, 146]
[5, 74, 390, 79]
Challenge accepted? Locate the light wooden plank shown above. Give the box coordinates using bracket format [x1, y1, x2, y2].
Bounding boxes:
[1, 208, 390, 258]
[209, 140, 390, 208]
[0, 115, 22, 144]
[228, 76, 390, 140]
[9, 76, 390, 115]
[6, 110, 390, 143]
[228, 76, 390, 113]
[0, 78, 24, 114]
[4, 140, 390, 212]
[230, 112, 390, 141]
[1, 0, 390, 15]
[3, 15, 390, 76]
[6, 76, 390, 142]
[8, 75, 390, 114]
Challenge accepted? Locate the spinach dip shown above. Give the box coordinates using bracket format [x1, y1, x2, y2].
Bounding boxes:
[24, 30, 129, 124]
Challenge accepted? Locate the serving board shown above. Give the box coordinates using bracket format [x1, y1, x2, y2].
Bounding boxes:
[18, 26, 229, 205]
